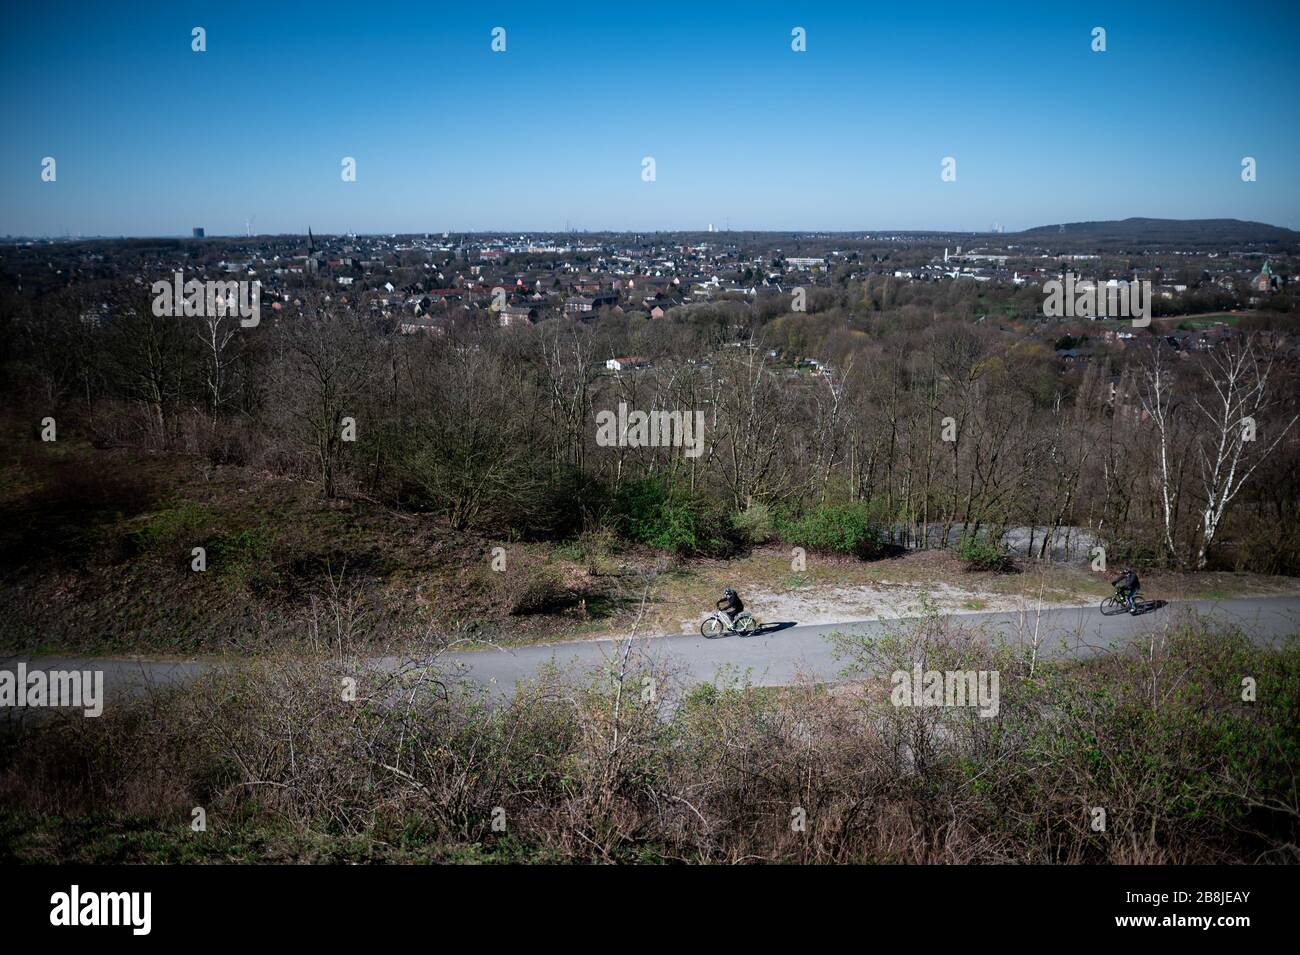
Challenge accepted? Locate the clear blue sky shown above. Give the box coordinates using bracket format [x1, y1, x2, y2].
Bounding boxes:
[2, 0, 1297, 236]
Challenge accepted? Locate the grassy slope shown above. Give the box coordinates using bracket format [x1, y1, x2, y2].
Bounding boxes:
[0, 437, 622, 654]
[2, 436, 1297, 656]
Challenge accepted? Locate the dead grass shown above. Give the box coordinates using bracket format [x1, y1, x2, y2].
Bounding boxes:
[2, 614, 1295, 864]
[3, 437, 1297, 655]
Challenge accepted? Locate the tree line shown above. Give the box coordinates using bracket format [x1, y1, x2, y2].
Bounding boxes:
[3, 280, 1298, 573]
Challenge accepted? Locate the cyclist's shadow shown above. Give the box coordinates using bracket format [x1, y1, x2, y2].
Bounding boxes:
[753, 621, 798, 636]
[1132, 599, 1168, 616]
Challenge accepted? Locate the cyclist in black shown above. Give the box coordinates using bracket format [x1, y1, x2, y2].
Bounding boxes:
[1112, 568, 1141, 615]
[716, 587, 744, 627]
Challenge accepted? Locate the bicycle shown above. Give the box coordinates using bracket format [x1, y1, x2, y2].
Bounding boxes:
[700, 609, 758, 638]
[1100, 588, 1143, 616]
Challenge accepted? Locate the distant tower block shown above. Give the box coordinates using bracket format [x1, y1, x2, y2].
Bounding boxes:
[192, 227, 205, 238]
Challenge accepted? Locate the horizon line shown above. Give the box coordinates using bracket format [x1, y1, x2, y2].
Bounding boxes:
[5, 216, 1298, 243]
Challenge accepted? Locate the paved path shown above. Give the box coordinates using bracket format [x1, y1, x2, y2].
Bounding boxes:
[430, 596, 1300, 694]
[3, 597, 1298, 710]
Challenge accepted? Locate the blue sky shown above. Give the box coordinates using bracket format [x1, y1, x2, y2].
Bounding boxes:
[2, 0, 1297, 235]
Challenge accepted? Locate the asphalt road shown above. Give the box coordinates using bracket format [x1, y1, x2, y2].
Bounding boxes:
[430, 595, 1300, 695]
[3, 596, 1299, 712]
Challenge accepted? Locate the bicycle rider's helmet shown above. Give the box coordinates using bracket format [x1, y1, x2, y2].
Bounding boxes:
[722, 587, 736, 598]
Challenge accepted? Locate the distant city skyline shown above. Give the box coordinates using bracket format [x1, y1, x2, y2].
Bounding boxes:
[3, 0, 1298, 236]
[8, 218, 1298, 242]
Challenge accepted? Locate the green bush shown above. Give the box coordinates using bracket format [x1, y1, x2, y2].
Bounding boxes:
[958, 532, 1012, 571]
[613, 478, 727, 555]
[731, 503, 775, 545]
[780, 502, 884, 559]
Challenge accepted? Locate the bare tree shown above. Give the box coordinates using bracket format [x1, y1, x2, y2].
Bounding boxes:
[1189, 336, 1299, 569]
[713, 346, 794, 510]
[197, 293, 240, 420]
[277, 309, 375, 497]
[1136, 345, 1183, 563]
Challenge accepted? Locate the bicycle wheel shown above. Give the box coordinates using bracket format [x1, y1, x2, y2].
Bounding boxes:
[1100, 595, 1124, 616]
[735, 614, 758, 636]
[701, 617, 725, 638]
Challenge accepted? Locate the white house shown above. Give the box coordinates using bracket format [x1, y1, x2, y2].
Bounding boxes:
[606, 356, 651, 372]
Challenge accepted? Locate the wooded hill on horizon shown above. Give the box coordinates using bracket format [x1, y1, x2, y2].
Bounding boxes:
[1014, 217, 1299, 247]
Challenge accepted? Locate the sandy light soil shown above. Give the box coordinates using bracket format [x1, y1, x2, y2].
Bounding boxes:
[675, 580, 1089, 632]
